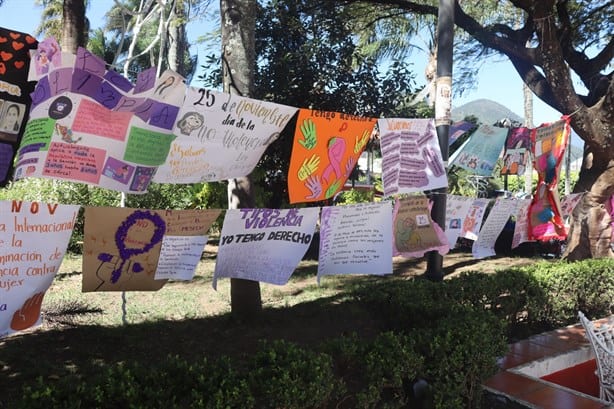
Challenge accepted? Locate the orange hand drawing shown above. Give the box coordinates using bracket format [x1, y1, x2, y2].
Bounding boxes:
[10, 292, 46, 331]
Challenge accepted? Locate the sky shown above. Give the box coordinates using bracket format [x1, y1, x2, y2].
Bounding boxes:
[0, 0, 564, 126]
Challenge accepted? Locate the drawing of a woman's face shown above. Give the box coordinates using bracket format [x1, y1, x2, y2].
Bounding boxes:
[177, 112, 204, 135]
[185, 113, 203, 128]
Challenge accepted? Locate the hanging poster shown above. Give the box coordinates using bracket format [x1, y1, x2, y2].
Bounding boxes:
[528, 119, 570, 241]
[153, 209, 221, 281]
[449, 120, 475, 146]
[82, 207, 220, 291]
[213, 207, 319, 288]
[14, 45, 183, 193]
[378, 118, 447, 196]
[0, 200, 79, 339]
[501, 127, 531, 176]
[392, 195, 449, 258]
[288, 108, 376, 204]
[153, 87, 298, 183]
[0, 27, 38, 185]
[472, 198, 519, 258]
[445, 195, 474, 248]
[512, 199, 533, 249]
[449, 124, 509, 176]
[317, 201, 392, 283]
[459, 198, 490, 241]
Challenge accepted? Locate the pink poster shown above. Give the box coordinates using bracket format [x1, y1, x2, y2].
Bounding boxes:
[392, 195, 449, 258]
[528, 119, 570, 241]
[512, 199, 533, 249]
[459, 198, 490, 241]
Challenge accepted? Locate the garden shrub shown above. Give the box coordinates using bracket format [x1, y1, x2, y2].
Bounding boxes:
[444, 270, 546, 338]
[354, 280, 507, 409]
[412, 309, 507, 409]
[522, 258, 614, 326]
[247, 339, 341, 409]
[20, 355, 252, 409]
[325, 331, 425, 408]
[18, 258, 613, 409]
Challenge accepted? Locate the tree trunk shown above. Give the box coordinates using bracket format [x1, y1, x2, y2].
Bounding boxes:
[221, 0, 262, 318]
[564, 158, 614, 260]
[61, 0, 86, 53]
[168, 0, 188, 76]
[564, 118, 614, 260]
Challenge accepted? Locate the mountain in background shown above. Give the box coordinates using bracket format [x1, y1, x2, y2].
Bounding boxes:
[451, 98, 523, 125]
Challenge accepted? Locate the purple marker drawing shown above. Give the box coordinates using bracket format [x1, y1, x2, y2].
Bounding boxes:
[96, 210, 166, 286]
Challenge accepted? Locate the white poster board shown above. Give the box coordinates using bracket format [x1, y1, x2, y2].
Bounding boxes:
[317, 201, 392, 283]
[213, 208, 319, 288]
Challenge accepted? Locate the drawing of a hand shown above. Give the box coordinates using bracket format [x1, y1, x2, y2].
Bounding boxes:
[298, 154, 320, 181]
[354, 130, 370, 153]
[305, 175, 322, 199]
[10, 292, 46, 331]
[298, 118, 317, 149]
[345, 157, 356, 177]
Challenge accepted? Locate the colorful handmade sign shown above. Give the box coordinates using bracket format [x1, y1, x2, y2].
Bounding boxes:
[213, 207, 319, 288]
[472, 198, 519, 258]
[14, 44, 183, 193]
[392, 195, 449, 258]
[512, 199, 533, 249]
[528, 119, 570, 241]
[378, 118, 447, 196]
[0, 200, 79, 339]
[450, 124, 509, 176]
[317, 201, 392, 283]
[459, 198, 490, 241]
[154, 87, 298, 183]
[501, 127, 531, 176]
[0, 27, 38, 185]
[288, 109, 376, 204]
[449, 120, 475, 146]
[82, 207, 220, 291]
[445, 195, 474, 248]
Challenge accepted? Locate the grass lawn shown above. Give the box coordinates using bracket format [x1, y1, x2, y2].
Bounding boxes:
[0, 245, 538, 407]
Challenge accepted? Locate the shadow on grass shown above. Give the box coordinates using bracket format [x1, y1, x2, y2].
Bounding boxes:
[0, 293, 382, 408]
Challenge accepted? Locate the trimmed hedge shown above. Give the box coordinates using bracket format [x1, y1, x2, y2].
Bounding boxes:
[18, 258, 614, 408]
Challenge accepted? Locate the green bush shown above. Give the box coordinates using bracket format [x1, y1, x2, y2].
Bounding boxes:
[248, 339, 340, 409]
[18, 258, 613, 409]
[413, 310, 506, 409]
[326, 332, 425, 408]
[523, 258, 614, 326]
[443, 270, 547, 337]
[354, 280, 507, 409]
[20, 355, 252, 409]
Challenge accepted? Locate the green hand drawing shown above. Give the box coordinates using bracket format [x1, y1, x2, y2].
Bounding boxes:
[298, 118, 317, 150]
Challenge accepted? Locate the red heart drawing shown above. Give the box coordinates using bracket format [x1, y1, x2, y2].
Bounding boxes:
[0, 62, 6, 75]
[0, 51, 13, 61]
[14, 60, 24, 69]
[25, 35, 36, 44]
[0, 36, 7, 43]
[12, 41, 24, 51]
[9, 32, 20, 40]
